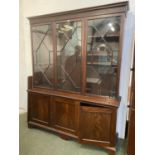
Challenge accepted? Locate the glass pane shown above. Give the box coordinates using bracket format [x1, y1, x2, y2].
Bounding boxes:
[32, 24, 53, 88]
[56, 21, 82, 92]
[86, 16, 121, 97]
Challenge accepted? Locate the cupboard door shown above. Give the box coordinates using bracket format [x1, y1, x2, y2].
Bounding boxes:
[31, 24, 54, 88]
[127, 52, 135, 155]
[28, 93, 50, 126]
[127, 108, 135, 155]
[53, 97, 79, 136]
[86, 16, 121, 97]
[79, 104, 117, 147]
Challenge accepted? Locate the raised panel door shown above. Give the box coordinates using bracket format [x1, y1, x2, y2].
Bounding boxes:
[79, 104, 117, 147]
[53, 97, 79, 135]
[28, 93, 50, 126]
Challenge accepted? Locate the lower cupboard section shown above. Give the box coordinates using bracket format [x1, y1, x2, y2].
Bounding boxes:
[28, 92, 118, 153]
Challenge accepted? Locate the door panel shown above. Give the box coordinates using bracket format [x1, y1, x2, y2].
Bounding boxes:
[127, 108, 135, 155]
[86, 16, 121, 97]
[127, 51, 135, 155]
[32, 24, 54, 88]
[28, 93, 50, 126]
[56, 20, 82, 92]
[53, 97, 79, 135]
[79, 104, 117, 147]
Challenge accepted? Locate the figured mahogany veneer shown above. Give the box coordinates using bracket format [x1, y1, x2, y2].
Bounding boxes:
[28, 76, 120, 155]
[79, 105, 117, 146]
[127, 51, 135, 155]
[28, 93, 50, 126]
[27, 2, 128, 155]
[28, 89, 119, 155]
[53, 97, 79, 136]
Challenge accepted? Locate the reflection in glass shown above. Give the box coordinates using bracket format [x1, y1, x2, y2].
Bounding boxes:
[86, 17, 120, 97]
[56, 21, 82, 92]
[32, 24, 53, 88]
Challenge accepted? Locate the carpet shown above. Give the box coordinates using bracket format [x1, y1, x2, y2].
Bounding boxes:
[19, 113, 126, 155]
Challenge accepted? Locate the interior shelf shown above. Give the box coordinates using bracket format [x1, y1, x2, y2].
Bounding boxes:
[86, 77, 102, 84]
[32, 29, 52, 34]
[87, 54, 117, 57]
[87, 51, 118, 56]
[87, 62, 117, 66]
[87, 31, 119, 37]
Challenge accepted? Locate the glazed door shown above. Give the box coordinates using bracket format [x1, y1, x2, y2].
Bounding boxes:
[56, 20, 82, 92]
[86, 16, 121, 97]
[31, 24, 54, 88]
